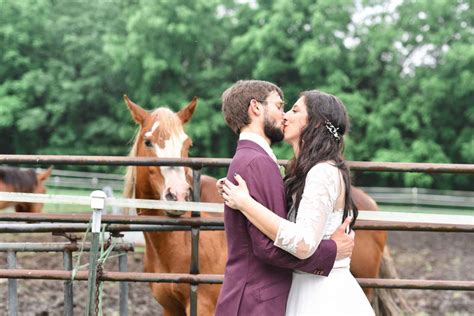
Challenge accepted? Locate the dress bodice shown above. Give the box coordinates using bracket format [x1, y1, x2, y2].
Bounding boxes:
[274, 162, 351, 269]
[322, 208, 351, 268]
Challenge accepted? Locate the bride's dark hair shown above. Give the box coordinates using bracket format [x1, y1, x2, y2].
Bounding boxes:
[284, 90, 358, 229]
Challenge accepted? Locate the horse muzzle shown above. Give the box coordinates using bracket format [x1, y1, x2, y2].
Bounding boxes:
[163, 187, 193, 217]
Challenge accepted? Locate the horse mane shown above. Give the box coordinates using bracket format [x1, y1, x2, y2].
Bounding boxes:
[123, 128, 140, 200]
[0, 167, 38, 193]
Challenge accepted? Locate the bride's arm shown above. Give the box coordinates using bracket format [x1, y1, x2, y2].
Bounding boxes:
[223, 163, 340, 259]
[228, 187, 282, 240]
[275, 164, 340, 259]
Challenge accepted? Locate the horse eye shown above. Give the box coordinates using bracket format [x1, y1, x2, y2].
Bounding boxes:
[144, 139, 153, 148]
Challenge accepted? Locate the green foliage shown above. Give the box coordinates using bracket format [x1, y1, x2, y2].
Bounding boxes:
[0, 0, 472, 188]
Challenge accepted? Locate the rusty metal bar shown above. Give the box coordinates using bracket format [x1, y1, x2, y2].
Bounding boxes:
[63, 250, 74, 316]
[0, 269, 223, 284]
[356, 278, 474, 291]
[0, 269, 473, 291]
[354, 220, 474, 232]
[0, 155, 473, 173]
[0, 155, 231, 168]
[0, 223, 472, 234]
[190, 168, 202, 316]
[0, 222, 472, 233]
[0, 213, 224, 226]
[0, 224, 224, 233]
[347, 161, 474, 174]
[7, 251, 18, 316]
[4, 222, 471, 234]
[0, 242, 134, 252]
[0, 214, 472, 233]
[191, 168, 202, 274]
[1, 213, 473, 230]
[118, 251, 128, 316]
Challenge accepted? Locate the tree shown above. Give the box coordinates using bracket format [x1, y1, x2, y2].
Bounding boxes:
[0, 0, 471, 188]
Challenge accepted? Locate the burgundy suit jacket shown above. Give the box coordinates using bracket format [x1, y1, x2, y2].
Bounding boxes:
[215, 140, 337, 316]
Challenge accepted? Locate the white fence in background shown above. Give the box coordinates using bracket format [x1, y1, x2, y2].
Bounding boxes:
[3, 167, 473, 209]
[1, 192, 474, 226]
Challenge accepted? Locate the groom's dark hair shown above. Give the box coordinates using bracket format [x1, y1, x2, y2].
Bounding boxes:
[222, 80, 283, 134]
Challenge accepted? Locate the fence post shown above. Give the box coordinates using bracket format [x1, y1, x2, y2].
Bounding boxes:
[412, 187, 419, 206]
[63, 249, 74, 316]
[7, 250, 18, 316]
[189, 168, 201, 316]
[86, 190, 106, 316]
[118, 251, 128, 316]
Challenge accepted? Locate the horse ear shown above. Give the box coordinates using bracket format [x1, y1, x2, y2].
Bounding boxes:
[124, 95, 149, 125]
[37, 166, 53, 182]
[177, 97, 197, 124]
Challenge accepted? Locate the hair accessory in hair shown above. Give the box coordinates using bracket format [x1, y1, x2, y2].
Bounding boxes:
[324, 119, 340, 141]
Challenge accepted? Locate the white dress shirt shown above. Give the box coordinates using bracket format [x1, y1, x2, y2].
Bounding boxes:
[239, 132, 277, 162]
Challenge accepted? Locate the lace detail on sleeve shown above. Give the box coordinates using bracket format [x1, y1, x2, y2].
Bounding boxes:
[274, 163, 340, 259]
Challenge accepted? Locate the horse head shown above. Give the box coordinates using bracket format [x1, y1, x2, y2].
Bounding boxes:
[34, 166, 53, 194]
[0, 166, 53, 213]
[27, 166, 53, 212]
[124, 95, 197, 216]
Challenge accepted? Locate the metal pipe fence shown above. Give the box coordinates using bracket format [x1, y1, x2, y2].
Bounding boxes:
[1, 156, 473, 316]
[0, 239, 134, 316]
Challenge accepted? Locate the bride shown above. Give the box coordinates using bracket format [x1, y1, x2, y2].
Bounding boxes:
[221, 90, 374, 315]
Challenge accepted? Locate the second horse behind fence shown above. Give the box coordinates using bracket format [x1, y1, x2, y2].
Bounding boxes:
[0, 166, 52, 213]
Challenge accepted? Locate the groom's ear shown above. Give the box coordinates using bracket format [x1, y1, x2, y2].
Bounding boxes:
[248, 99, 262, 117]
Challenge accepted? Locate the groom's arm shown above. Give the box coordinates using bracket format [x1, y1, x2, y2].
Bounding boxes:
[241, 156, 337, 276]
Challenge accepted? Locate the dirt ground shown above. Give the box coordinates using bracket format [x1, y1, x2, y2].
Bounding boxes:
[1, 231, 473, 316]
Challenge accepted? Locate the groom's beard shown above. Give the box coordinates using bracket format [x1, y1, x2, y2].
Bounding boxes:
[263, 116, 284, 145]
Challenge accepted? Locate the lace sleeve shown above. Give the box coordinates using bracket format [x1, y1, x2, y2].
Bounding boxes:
[274, 163, 340, 259]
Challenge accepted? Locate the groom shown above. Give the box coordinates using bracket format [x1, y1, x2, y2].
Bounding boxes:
[215, 80, 354, 315]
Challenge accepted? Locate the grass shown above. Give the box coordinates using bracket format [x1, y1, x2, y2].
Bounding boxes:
[378, 204, 473, 216]
[43, 187, 114, 213]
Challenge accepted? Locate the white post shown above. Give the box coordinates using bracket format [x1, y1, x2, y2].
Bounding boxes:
[86, 190, 106, 316]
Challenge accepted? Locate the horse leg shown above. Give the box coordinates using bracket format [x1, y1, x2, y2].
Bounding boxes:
[185, 288, 215, 316]
[351, 230, 387, 301]
[350, 187, 387, 300]
[150, 282, 187, 316]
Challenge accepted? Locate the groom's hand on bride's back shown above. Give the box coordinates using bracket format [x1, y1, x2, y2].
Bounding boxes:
[331, 217, 355, 260]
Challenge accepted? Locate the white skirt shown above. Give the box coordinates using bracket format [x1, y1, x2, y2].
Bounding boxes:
[286, 267, 375, 316]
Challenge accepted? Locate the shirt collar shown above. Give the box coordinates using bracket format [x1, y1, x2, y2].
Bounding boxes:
[239, 132, 277, 162]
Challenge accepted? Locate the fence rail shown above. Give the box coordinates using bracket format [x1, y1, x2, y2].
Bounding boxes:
[1, 269, 473, 291]
[1, 154, 474, 173]
[1, 212, 473, 233]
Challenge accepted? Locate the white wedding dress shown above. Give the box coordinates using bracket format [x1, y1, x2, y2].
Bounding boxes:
[274, 162, 374, 316]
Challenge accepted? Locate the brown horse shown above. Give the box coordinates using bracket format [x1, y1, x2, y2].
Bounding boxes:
[123, 96, 388, 315]
[0, 166, 53, 213]
[123, 95, 226, 316]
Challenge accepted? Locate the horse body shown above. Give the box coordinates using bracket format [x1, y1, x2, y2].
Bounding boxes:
[137, 172, 226, 316]
[0, 167, 52, 213]
[123, 96, 387, 315]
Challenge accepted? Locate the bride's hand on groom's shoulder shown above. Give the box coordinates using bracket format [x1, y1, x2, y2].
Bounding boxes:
[222, 174, 250, 210]
[331, 217, 355, 260]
